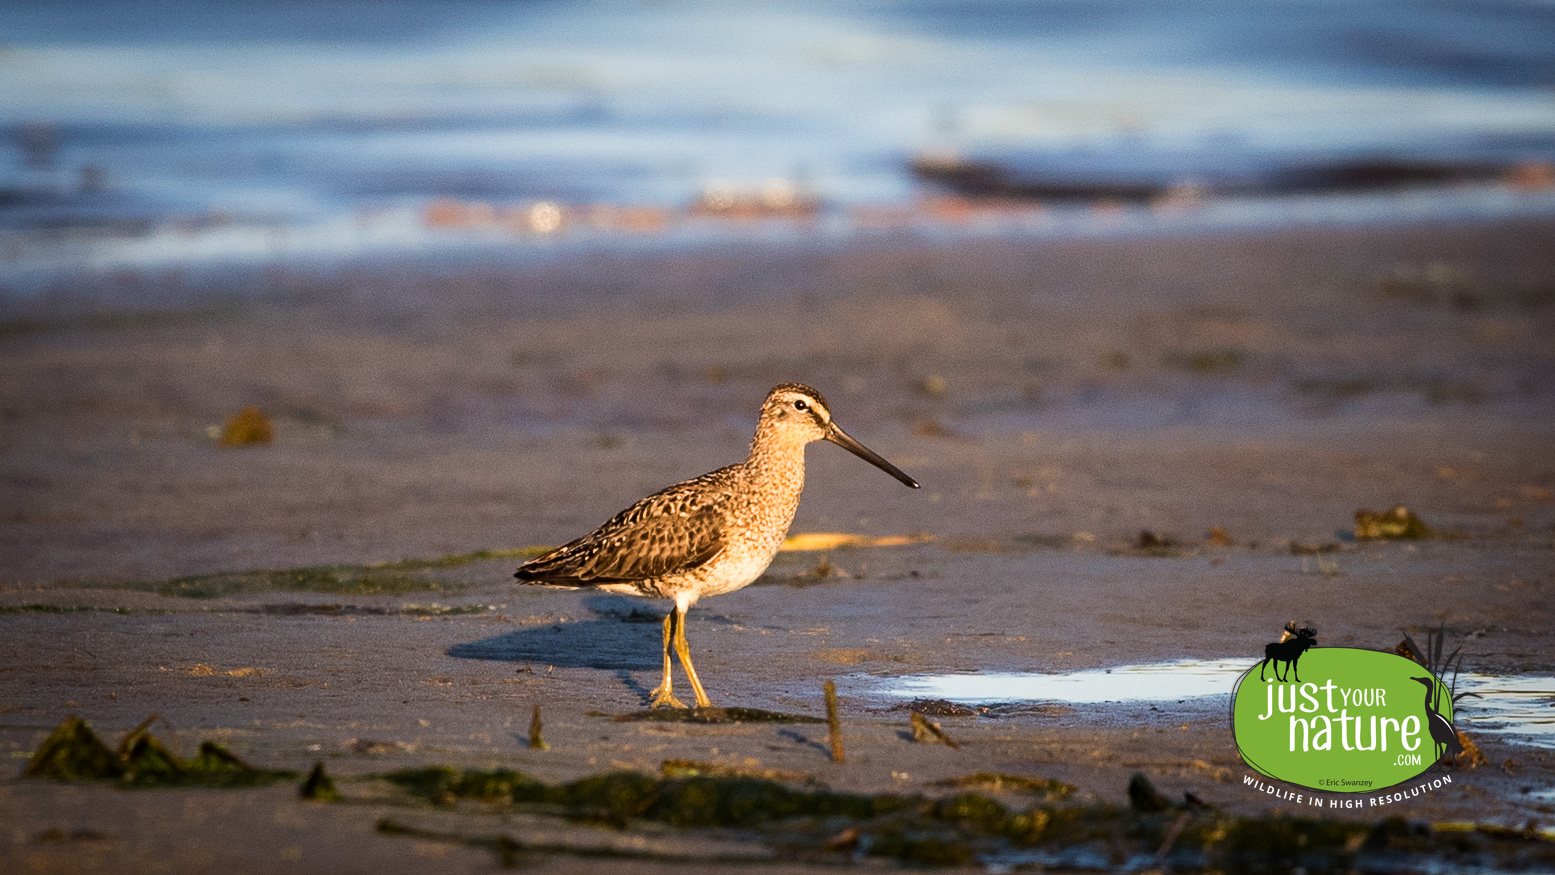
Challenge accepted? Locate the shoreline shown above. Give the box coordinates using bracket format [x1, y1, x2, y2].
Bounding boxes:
[6, 188, 1555, 312]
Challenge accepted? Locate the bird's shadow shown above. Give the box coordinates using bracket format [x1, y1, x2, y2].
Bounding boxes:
[777, 728, 832, 758]
[448, 595, 739, 673]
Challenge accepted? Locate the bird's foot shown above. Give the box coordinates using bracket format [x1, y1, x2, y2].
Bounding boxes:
[649, 689, 690, 710]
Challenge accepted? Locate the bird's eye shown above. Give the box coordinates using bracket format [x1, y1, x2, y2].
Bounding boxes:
[793, 399, 808, 411]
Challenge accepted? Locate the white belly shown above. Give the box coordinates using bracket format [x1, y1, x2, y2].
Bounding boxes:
[694, 547, 780, 598]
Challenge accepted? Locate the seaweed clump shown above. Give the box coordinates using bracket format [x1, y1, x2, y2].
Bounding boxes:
[23, 715, 297, 787]
[384, 766, 547, 806]
[116, 547, 544, 599]
[928, 772, 1075, 801]
[659, 759, 814, 785]
[611, 707, 822, 725]
[373, 765, 1555, 871]
[1355, 506, 1432, 540]
[23, 715, 120, 780]
[380, 766, 913, 829]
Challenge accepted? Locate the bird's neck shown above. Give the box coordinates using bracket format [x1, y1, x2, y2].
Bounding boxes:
[745, 427, 808, 500]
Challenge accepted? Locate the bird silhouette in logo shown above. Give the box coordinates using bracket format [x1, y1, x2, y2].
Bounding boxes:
[1397, 625, 1481, 767]
[1410, 675, 1465, 764]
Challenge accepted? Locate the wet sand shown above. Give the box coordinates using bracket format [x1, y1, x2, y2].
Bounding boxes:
[2, 217, 1554, 871]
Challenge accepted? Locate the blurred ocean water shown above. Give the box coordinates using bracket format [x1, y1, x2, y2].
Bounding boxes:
[2, 0, 1554, 292]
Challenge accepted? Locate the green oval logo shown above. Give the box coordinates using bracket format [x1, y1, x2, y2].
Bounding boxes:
[1231, 647, 1457, 793]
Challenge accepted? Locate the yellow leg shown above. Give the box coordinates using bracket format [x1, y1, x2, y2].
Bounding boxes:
[649, 611, 688, 709]
[671, 604, 713, 708]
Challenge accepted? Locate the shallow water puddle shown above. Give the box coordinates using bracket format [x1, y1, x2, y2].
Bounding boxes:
[881, 658, 1251, 705]
[880, 661, 1555, 747]
[1456, 674, 1555, 750]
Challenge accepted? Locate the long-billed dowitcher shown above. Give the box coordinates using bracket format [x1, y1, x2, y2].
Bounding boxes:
[515, 383, 919, 708]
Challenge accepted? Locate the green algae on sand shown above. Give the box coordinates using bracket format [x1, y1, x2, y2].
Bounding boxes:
[1355, 505, 1433, 540]
[928, 772, 1075, 801]
[372, 764, 1555, 870]
[379, 766, 915, 827]
[110, 546, 548, 598]
[612, 706, 823, 724]
[659, 758, 816, 785]
[23, 715, 297, 788]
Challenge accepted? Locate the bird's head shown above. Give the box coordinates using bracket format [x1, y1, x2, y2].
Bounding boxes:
[1410, 676, 1435, 688]
[758, 383, 918, 488]
[760, 383, 836, 443]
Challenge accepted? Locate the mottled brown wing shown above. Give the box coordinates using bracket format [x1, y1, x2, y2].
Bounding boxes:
[515, 476, 732, 586]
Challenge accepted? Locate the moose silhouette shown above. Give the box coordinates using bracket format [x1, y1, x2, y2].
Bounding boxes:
[1259, 621, 1317, 683]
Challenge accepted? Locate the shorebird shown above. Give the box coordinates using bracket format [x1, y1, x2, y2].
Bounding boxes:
[515, 383, 919, 708]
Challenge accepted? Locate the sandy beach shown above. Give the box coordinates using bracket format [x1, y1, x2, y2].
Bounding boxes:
[3, 216, 1555, 872]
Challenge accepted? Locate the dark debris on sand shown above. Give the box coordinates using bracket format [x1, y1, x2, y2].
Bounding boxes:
[370, 763, 1555, 871]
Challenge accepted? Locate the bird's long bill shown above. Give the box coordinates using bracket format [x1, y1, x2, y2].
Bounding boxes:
[825, 424, 920, 489]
